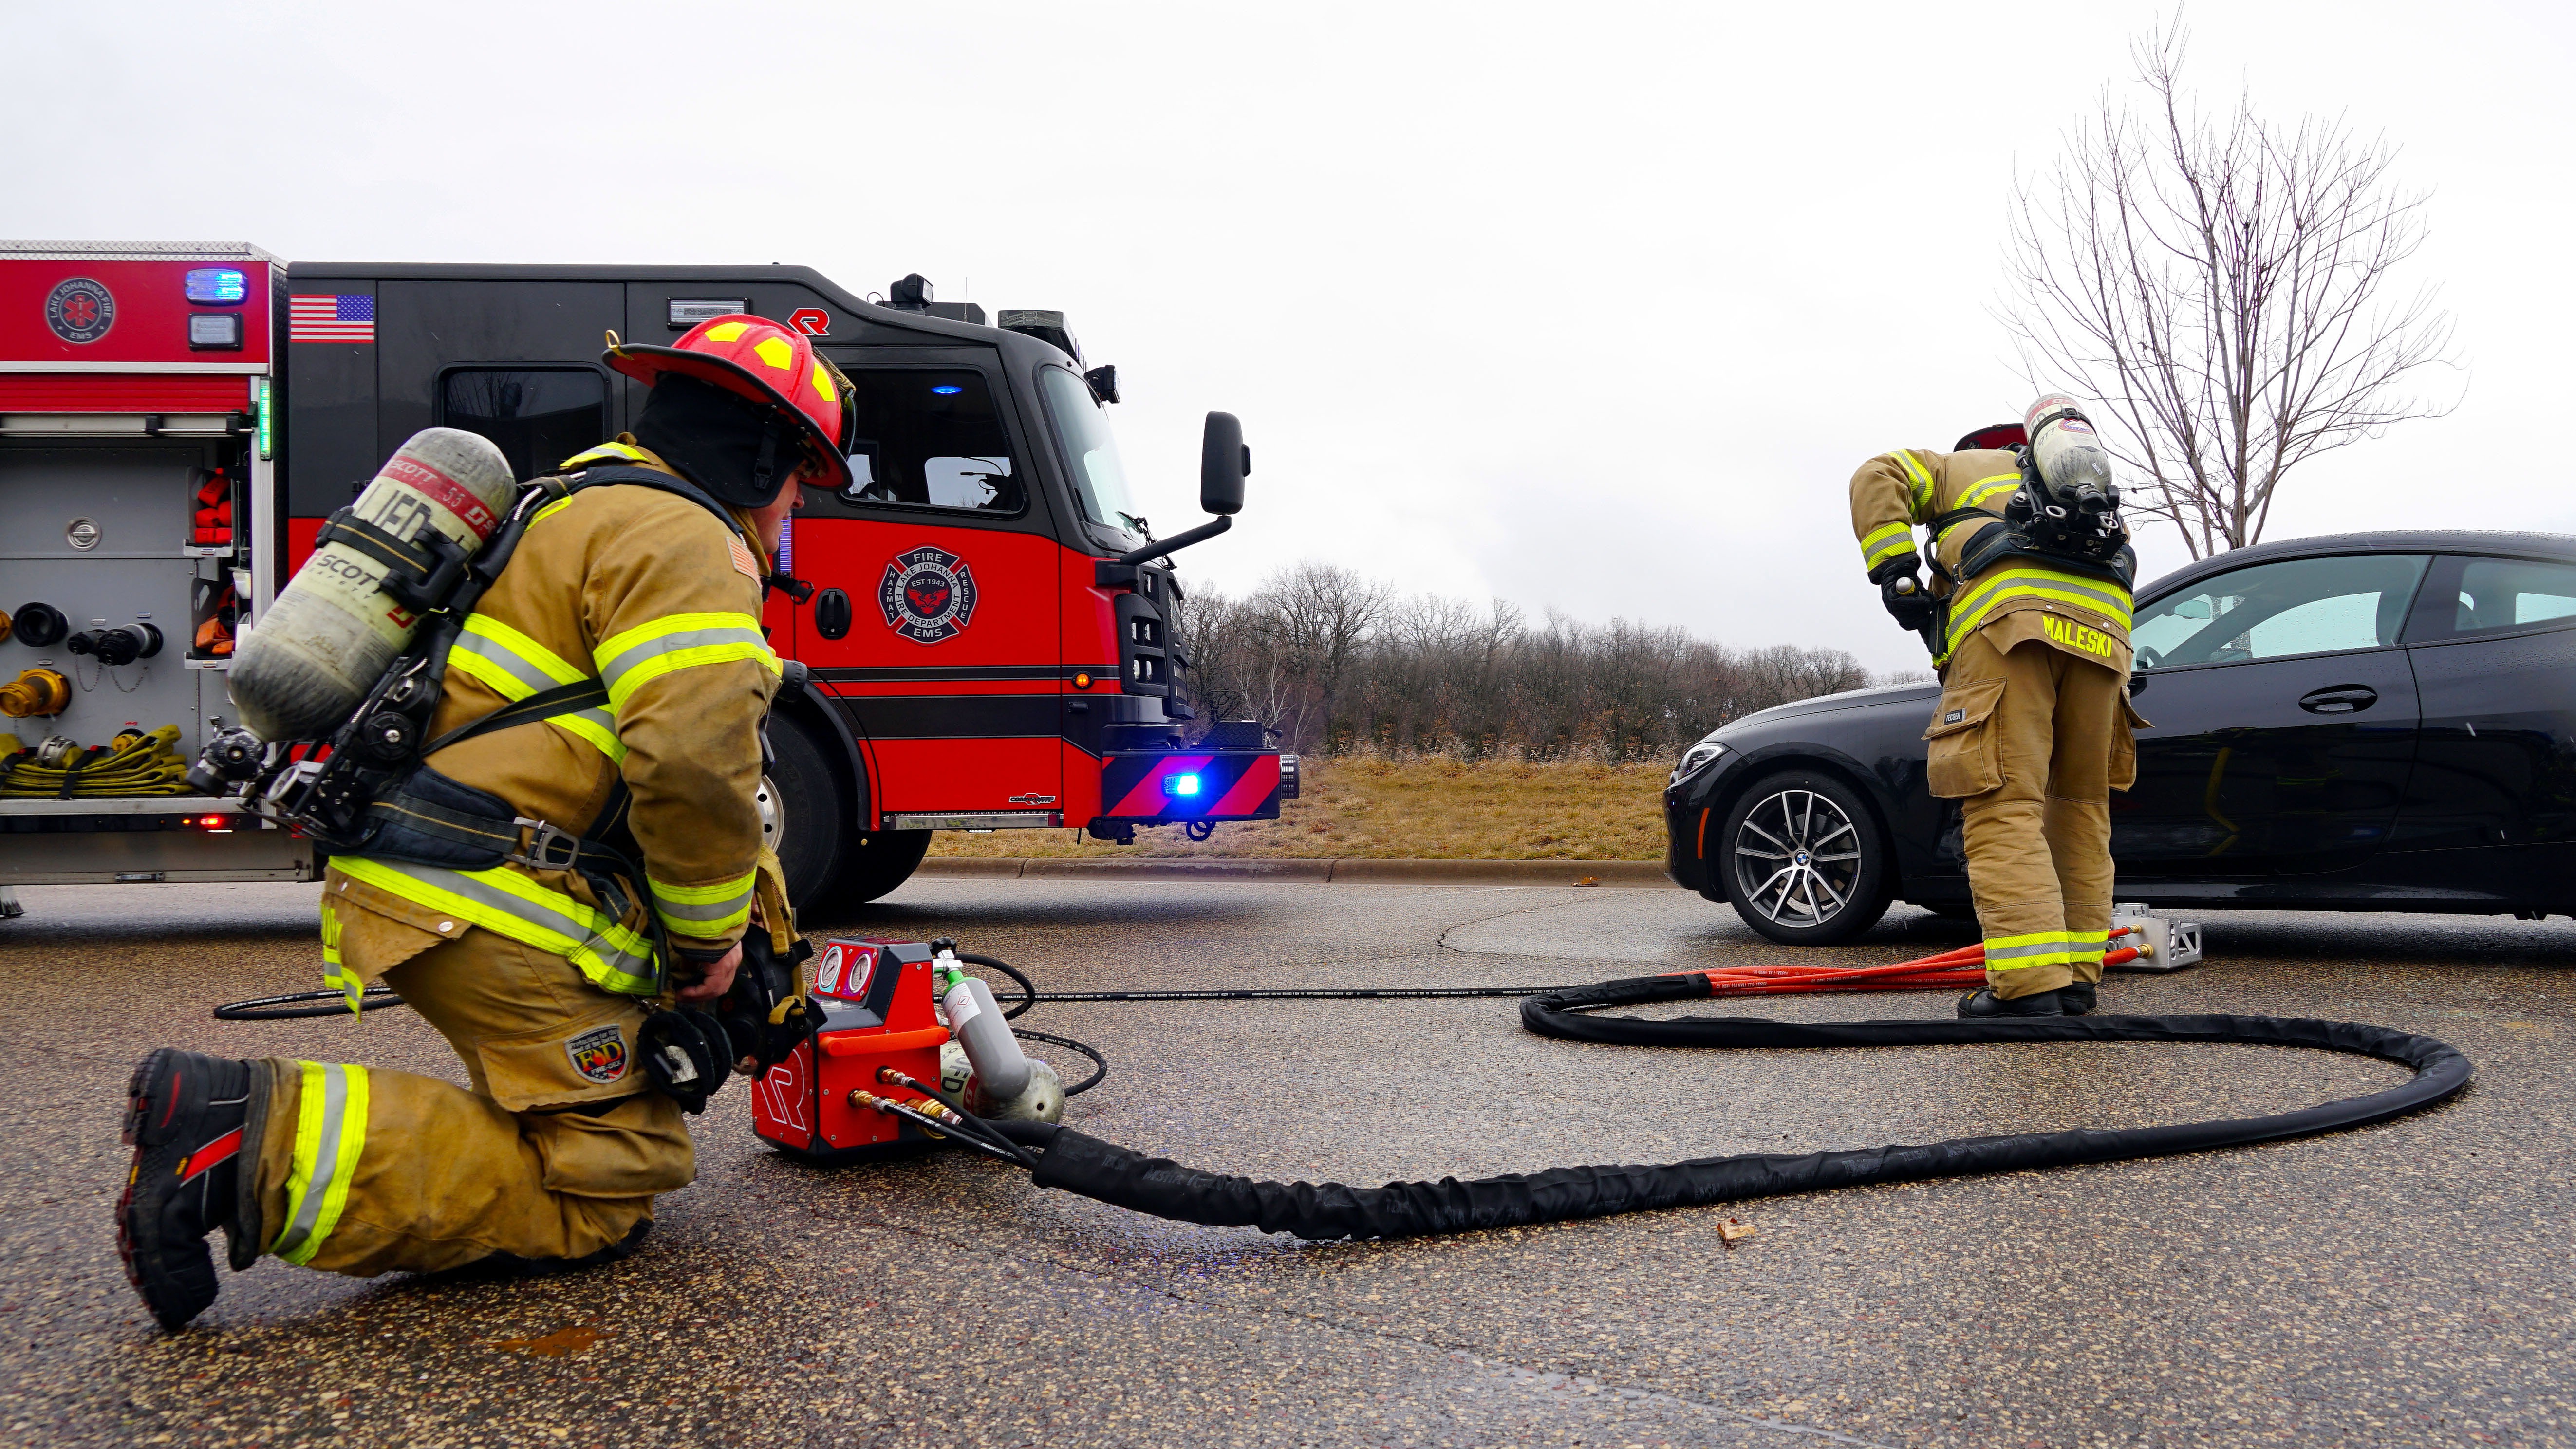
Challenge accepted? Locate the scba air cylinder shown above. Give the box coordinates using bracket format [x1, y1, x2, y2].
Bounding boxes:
[228, 428, 517, 741]
[2023, 393, 2117, 506]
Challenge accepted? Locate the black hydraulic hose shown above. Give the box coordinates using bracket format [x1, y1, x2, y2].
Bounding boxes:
[1014, 971, 2473, 1241]
[215, 986, 407, 1020]
[1010, 1027, 1108, 1096]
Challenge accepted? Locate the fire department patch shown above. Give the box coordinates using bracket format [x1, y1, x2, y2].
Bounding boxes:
[44, 277, 115, 345]
[879, 545, 978, 645]
[565, 1024, 629, 1085]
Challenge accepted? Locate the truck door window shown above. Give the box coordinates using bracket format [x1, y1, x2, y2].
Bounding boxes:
[835, 370, 1023, 514]
[1038, 365, 1144, 538]
[439, 369, 607, 481]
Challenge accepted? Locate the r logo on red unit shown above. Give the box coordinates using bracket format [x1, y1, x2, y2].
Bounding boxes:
[44, 277, 115, 344]
[880, 545, 978, 645]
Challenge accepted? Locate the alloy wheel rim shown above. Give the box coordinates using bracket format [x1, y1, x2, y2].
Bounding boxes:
[1731, 788, 1862, 928]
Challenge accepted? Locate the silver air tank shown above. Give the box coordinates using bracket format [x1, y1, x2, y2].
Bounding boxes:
[2023, 393, 2117, 508]
[228, 429, 517, 741]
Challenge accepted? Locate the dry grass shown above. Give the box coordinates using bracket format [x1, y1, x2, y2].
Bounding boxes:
[928, 756, 1669, 860]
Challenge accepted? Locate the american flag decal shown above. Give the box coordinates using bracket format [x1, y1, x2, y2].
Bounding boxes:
[289, 294, 375, 343]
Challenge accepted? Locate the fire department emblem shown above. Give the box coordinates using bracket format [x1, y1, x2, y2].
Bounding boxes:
[44, 277, 115, 345]
[564, 1024, 629, 1085]
[880, 545, 978, 645]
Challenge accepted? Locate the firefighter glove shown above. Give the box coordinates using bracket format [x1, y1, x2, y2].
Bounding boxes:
[640, 1006, 731, 1115]
[1880, 571, 1936, 632]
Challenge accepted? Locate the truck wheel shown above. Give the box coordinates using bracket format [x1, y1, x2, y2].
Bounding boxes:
[826, 828, 933, 907]
[1716, 769, 1891, 947]
[764, 714, 849, 910]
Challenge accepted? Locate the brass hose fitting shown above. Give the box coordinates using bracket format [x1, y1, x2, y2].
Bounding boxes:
[0, 668, 71, 719]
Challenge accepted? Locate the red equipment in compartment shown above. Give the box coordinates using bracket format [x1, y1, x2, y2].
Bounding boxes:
[751, 938, 951, 1161]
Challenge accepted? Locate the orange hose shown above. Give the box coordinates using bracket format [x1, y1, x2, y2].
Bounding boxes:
[1697, 930, 2135, 998]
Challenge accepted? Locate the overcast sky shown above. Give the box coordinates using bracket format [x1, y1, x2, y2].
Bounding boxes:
[7, 1, 2569, 673]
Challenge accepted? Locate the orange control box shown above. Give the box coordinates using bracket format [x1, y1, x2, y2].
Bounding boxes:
[751, 939, 950, 1161]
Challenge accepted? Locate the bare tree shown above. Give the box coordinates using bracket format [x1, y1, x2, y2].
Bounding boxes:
[2001, 17, 2460, 557]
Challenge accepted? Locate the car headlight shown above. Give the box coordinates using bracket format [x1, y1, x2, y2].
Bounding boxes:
[1671, 740, 1727, 784]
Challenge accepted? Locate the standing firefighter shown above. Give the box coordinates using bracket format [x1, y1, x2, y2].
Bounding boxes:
[1850, 395, 2145, 1018]
[116, 315, 852, 1331]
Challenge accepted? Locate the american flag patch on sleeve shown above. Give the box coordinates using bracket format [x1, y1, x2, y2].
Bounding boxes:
[727, 535, 761, 580]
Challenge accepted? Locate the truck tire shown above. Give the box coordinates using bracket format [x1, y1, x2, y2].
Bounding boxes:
[825, 828, 933, 908]
[1715, 768, 1891, 947]
[764, 713, 849, 910]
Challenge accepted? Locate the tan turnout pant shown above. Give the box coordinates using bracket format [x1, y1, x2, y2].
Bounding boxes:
[249, 927, 691, 1277]
[1924, 628, 2138, 999]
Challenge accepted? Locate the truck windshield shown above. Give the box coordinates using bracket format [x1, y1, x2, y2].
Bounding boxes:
[1039, 366, 1144, 538]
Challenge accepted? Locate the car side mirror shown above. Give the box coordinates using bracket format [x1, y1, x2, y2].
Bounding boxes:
[1199, 411, 1247, 517]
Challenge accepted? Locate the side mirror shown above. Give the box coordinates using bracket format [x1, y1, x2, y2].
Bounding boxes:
[1199, 411, 1247, 516]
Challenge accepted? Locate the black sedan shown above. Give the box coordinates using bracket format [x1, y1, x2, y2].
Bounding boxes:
[1665, 530, 2576, 944]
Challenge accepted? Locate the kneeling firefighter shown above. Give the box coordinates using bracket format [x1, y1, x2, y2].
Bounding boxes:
[117, 315, 854, 1331]
[1849, 394, 2147, 1018]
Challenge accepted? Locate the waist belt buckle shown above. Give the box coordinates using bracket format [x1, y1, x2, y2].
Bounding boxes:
[511, 817, 583, 871]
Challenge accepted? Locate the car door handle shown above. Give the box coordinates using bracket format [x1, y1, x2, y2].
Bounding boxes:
[2298, 685, 2378, 714]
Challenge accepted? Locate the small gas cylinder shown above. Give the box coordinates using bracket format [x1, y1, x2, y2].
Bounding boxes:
[228, 428, 516, 741]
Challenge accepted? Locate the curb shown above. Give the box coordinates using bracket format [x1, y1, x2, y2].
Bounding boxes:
[913, 857, 1678, 888]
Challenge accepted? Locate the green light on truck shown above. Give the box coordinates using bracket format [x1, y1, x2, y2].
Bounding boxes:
[255, 376, 273, 460]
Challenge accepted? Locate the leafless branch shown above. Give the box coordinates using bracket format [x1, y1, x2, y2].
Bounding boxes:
[1998, 15, 2461, 557]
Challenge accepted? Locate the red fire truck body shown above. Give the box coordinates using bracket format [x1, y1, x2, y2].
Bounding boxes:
[0, 242, 1285, 909]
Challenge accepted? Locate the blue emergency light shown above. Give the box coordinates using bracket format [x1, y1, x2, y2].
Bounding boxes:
[184, 269, 248, 305]
[931, 384, 963, 395]
[1163, 773, 1202, 797]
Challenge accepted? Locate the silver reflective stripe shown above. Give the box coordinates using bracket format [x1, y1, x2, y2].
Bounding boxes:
[331, 855, 657, 995]
[450, 628, 562, 697]
[1984, 936, 2073, 962]
[272, 1065, 351, 1260]
[595, 621, 772, 703]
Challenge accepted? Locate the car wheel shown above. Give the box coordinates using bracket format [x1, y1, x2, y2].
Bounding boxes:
[764, 714, 849, 910]
[1716, 769, 1891, 946]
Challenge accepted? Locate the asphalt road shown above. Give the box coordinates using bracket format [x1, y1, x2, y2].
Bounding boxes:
[1, 877, 2569, 1449]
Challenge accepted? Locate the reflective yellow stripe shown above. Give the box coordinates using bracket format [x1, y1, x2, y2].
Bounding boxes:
[332, 855, 659, 996]
[1984, 930, 2087, 969]
[594, 611, 780, 710]
[1860, 522, 1916, 570]
[648, 869, 757, 940]
[1960, 472, 2021, 510]
[561, 440, 653, 469]
[1891, 449, 1938, 518]
[461, 614, 586, 688]
[444, 614, 626, 763]
[272, 1062, 369, 1266]
[1946, 567, 2132, 650]
[318, 903, 362, 1013]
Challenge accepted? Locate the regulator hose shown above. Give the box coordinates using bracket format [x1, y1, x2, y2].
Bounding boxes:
[1000, 971, 2473, 1241]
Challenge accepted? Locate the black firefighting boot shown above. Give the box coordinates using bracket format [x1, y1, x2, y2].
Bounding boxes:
[2058, 979, 2099, 1016]
[118, 1049, 262, 1332]
[1956, 986, 2066, 1019]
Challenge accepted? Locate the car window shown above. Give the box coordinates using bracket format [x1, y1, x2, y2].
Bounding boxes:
[2129, 554, 2429, 669]
[827, 369, 1023, 514]
[2443, 557, 2576, 635]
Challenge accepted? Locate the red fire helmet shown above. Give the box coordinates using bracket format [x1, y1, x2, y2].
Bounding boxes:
[605, 314, 854, 491]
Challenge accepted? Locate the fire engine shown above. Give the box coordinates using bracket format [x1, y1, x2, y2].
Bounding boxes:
[0, 241, 1289, 912]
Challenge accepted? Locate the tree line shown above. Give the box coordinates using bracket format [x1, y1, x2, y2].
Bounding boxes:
[1174, 561, 1887, 763]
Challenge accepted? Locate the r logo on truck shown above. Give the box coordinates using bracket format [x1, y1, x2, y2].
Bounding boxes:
[880, 545, 978, 644]
[44, 277, 115, 344]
